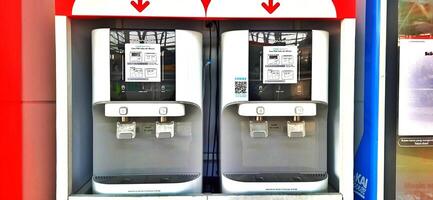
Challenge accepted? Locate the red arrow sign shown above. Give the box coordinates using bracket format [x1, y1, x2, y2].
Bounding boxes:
[261, 0, 280, 14]
[202, 0, 211, 13]
[131, 0, 150, 13]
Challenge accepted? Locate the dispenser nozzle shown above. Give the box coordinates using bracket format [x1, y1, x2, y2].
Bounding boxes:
[256, 116, 264, 122]
[287, 116, 306, 138]
[116, 119, 136, 140]
[156, 117, 175, 139]
[250, 116, 269, 138]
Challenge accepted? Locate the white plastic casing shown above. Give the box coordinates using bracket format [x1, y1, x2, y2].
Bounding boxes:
[311, 30, 329, 103]
[92, 29, 203, 109]
[175, 30, 203, 109]
[92, 29, 111, 104]
[221, 30, 250, 107]
[220, 30, 329, 109]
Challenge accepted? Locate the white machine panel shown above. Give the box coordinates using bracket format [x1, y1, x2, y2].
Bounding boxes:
[238, 102, 317, 117]
[175, 30, 203, 108]
[221, 30, 250, 108]
[312, 30, 329, 103]
[92, 28, 111, 104]
[105, 102, 185, 117]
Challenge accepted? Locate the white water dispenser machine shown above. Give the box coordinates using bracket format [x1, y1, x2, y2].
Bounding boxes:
[220, 30, 329, 194]
[91, 28, 203, 195]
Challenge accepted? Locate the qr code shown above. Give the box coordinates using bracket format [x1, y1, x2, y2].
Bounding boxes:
[235, 81, 247, 94]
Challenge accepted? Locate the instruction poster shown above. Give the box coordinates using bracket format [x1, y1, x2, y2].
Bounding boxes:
[125, 43, 161, 82]
[399, 39, 433, 136]
[263, 45, 298, 84]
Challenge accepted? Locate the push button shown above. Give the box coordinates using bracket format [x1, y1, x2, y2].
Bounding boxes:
[295, 106, 304, 115]
[159, 107, 168, 115]
[256, 106, 265, 115]
[119, 107, 128, 115]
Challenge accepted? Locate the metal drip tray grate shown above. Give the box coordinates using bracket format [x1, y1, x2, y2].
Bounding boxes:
[224, 173, 327, 182]
[93, 174, 200, 184]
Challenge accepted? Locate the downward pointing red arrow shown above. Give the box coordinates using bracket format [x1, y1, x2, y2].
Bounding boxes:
[261, 0, 280, 14]
[202, 0, 211, 14]
[131, 0, 150, 13]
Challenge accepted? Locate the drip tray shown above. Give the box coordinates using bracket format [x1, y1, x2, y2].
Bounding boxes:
[93, 174, 200, 184]
[224, 173, 327, 182]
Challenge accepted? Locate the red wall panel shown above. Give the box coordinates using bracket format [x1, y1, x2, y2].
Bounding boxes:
[22, 0, 57, 199]
[0, 0, 22, 199]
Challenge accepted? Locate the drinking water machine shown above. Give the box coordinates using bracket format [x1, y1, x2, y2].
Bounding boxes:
[220, 30, 329, 194]
[91, 29, 203, 195]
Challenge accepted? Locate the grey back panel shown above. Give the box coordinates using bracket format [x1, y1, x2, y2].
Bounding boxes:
[220, 104, 327, 174]
[71, 19, 116, 192]
[93, 104, 203, 176]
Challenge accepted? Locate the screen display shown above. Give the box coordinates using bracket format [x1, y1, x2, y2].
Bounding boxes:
[109, 29, 176, 101]
[248, 31, 312, 101]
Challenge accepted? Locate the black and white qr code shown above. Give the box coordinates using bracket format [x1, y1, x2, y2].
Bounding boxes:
[235, 81, 247, 94]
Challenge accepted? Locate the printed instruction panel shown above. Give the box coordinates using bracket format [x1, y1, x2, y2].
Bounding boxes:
[263, 46, 298, 84]
[399, 39, 433, 136]
[125, 43, 161, 82]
